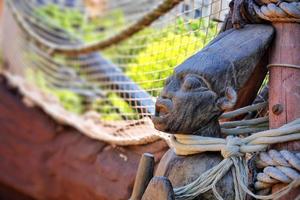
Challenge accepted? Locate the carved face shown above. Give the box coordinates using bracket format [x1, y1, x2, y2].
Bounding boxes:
[152, 73, 223, 134]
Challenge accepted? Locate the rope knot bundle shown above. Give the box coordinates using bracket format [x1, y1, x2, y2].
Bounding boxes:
[221, 136, 244, 158]
[168, 118, 300, 200]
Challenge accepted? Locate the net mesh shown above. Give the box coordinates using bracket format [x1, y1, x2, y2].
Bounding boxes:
[1, 0, 231, 145]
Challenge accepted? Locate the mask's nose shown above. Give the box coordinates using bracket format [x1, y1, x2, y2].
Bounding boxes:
[154, 98, 173, 117]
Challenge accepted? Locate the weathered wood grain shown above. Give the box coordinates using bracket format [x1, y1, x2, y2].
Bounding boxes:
[141, 176, 174, 200]
[130, 153, 155, 200]
[269, 22, 300, 199]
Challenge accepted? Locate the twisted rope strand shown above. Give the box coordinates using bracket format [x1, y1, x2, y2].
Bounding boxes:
[253, 0, 300, 23]
[255, 150, 300, 190]
[220, 102, 268, 119]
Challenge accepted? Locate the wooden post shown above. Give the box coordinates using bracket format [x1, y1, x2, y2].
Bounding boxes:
[0, 0, 3, 14]
[269, 23, 300, 198]
[130, 153, 155, 200]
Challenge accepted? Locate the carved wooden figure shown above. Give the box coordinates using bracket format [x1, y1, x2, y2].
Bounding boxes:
[142, 25, 275, 200]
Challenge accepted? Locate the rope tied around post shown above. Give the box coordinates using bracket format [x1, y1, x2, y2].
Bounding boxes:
[165, 118, 300, 200]
[253, 0, 300, 23]
[255, 150, 300, 193]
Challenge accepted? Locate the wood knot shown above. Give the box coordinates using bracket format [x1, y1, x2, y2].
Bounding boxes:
[272, 104, 283, 115]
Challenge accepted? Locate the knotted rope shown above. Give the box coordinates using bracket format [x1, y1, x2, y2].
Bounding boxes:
[253, 0, 300, 23]
[164, 118, 300, 200]
[255, 150, 300, 191]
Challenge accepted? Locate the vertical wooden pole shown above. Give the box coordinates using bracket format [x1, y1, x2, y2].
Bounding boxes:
[0, 0, 3, 14]
[269, 23, 300, 198]
[130, 153, 154, 200]
[0, 0, 3, 52]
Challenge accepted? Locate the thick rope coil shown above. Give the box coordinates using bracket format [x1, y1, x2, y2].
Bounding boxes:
[165, 118, 300, 200]
[253, 0, 300, 23]
[255, 150, 300, 191]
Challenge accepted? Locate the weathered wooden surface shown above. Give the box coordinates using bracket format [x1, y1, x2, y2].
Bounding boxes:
[153, 150, 234, 200]
[0, 182, 34, 200]
[231, 54, 268, 115]
[141, 176, 174, 200]
[130, 153, 154, 200]
[0, 77, 168, 200]
[269, 23, 300, 199]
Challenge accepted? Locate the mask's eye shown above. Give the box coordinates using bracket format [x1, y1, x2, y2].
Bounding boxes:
[182, 76, 204, 91]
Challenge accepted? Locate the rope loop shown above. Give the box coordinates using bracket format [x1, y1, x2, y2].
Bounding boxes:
[255, 150, 300, 191]
[221, 136, 244, 158]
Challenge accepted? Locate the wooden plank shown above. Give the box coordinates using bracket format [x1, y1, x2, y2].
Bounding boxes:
[130, 153, 154, 200]
[269, 22, 300, 198]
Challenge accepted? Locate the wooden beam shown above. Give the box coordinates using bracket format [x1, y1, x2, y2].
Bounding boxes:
[130, 153, 154, 200]
[0, 77, 168, 200]
[269, 22, 300, 199]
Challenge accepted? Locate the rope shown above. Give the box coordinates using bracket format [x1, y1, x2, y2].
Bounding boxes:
[7, 0, 184, 56]
[220, 116, 269, 128]
[163, 119, 300, 200]
[253, 0, 300, 23]
[221, 117, 269, 135]
[268, 63, 300, 70]
[255, 150, 300, 191]
[220, 102, 268, 119]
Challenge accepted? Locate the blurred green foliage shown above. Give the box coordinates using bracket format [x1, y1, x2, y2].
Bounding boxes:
[36, 4, 124, 42]
[124, 18, 217, 96]
[26, 68, 83, 114]
[91, 92, 139, 120]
